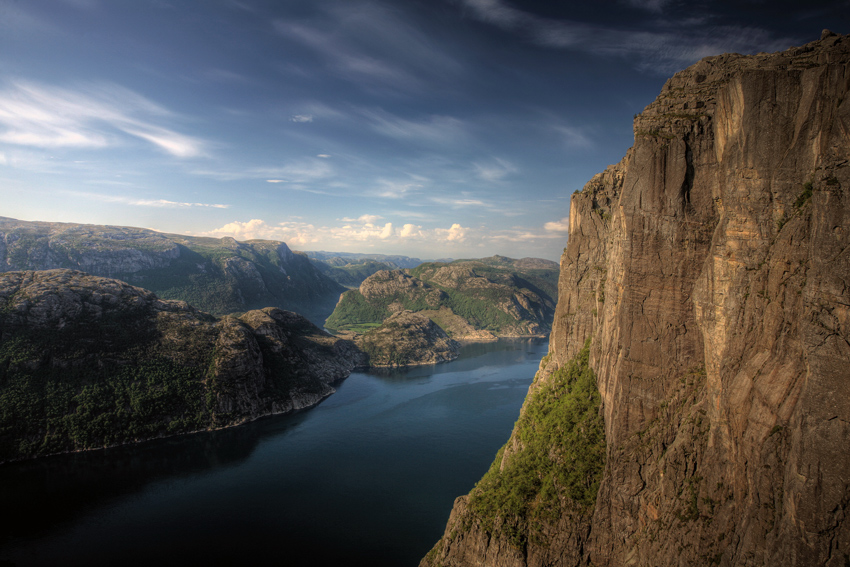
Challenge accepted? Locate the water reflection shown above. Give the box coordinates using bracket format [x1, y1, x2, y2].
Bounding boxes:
[0, 339, 546, 567]
[1, 411, 312, 546]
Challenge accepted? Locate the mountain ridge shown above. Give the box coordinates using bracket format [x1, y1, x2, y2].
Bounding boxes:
[0, 217, 344, 323]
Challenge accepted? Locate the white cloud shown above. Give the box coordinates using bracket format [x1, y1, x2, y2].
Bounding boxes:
[317, 154, 331, 158]
[438, 223, 468, 242]
[544, 217, 570, 232]
[290, 114, 313, 123]
[0, 80, 207, 157]
[341, 214, 383, 224]
[201, 218, 481, 248]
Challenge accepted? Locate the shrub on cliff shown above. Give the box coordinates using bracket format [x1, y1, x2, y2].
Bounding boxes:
[468, 340, 605, 548]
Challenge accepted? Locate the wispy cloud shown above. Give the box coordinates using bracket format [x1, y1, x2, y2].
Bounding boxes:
[203, 68, 255, 85]
[131, 199, 230, 209]
[361, 108, 469, 145]
[0, 80, 208, 157]
[457, 0, 795, 73]
[194, 157, 335, 183]
[622, 0, 674, 13]
[0, 3, 55, 33]
[272, 2, 462, 93]
[69, 191, 229, 209]
[290, 114, 314, 123]
[430, 195, 490, 208]
[473, 157, 517, 182]
[367, 178, 424, 199]
[553, 125, 593, 149]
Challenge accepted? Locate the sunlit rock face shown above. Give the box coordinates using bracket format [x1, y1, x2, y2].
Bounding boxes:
[423, 32, 850, 567]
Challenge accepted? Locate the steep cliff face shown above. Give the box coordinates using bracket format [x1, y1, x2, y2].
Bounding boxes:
[0, 269, 364, 463]
[0, 218, 344, 322]
[424, 32, 850, 567]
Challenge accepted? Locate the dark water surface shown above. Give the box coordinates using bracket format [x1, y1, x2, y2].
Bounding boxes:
[0, 339, 546, 567]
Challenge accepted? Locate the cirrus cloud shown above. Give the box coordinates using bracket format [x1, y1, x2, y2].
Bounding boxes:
[0, 80, 208, 157]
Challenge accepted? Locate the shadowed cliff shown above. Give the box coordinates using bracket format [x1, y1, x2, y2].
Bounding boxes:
[0, 269, 364, 463]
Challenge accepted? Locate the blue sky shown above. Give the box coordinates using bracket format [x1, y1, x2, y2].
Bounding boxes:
[1, 0, 847, 260]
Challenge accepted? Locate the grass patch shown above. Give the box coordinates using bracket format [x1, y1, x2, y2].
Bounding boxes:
[794, 181, 813, 209]
[467, 339, 605, 548]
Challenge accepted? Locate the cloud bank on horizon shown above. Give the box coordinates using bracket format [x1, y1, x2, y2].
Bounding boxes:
[0, 0, 846, 260]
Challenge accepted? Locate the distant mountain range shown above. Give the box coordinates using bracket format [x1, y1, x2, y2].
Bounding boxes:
[305, 251, 454, 289]
[0, 217, 344, 324]
[304, 251, 446, 269]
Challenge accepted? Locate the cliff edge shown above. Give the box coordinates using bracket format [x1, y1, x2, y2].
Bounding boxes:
[423, 31, 850, 567]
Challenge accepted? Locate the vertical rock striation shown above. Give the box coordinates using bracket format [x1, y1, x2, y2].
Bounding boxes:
[424, 32, 850, 567]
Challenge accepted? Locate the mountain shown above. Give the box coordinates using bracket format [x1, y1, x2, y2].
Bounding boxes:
[305, 251, 430, 269]
[423, 32, 850, 566]
[324, 256, 559, 339]
[0, 269, 364, 463]
[306, 251, 441, 288]
[0, 217, 344, 323]
[355, 310, 460, 367]
[312, 258, 401, 288]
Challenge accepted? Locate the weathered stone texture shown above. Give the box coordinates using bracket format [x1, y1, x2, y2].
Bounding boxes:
[424, 33, 850, 567]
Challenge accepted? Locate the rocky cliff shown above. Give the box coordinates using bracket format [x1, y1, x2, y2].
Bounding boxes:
[0, 218, 344, 323]
[325, 257, 558, 340]
[0, 269, 364, 463]
[423, 31, 850, 567]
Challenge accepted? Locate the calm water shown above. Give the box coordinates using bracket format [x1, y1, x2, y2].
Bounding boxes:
[0, 339, 546, 567]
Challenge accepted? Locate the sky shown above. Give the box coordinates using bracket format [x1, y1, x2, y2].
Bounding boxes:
[1, 0, 847, 261]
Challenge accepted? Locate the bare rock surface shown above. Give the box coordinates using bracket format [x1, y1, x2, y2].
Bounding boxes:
[423, 33, 850, 567]
[0, 269, 364, 462]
